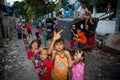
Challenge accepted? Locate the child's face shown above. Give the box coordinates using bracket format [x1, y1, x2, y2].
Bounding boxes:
[74, 52, 83, 63]
[31, 42, 38, 50]
[55, 41, 64, 52]
[40, 49, 48, 61]
[77, 29, 81, 33]
[82, 4, 87, 8]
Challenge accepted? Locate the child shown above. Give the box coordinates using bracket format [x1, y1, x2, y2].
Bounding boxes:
[35, 28, 42, 45]
[22, 26, 29, 50]
[16, 23, 22, 39]
[72, 50, 85, 80]
[42, 23, 47, 46]
[71, 28, 87, 49]
[26, 22, 33, 38]
[27, 40, 41, 73]
[23, 37, 29, 51]
[48, 30, 72, 80]
[39, 48, 53, 80]
[77, 2, 94, 29]
[27, 40, 39, 61]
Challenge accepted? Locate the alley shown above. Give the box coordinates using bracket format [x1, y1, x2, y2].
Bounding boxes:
[0, 25, 119, 80]
[1, 26, 40, 80]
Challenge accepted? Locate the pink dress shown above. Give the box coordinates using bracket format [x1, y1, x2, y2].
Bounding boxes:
[72, 61, 85, 80]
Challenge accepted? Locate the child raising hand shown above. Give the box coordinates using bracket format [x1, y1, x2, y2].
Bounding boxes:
[72, 49, 85, 80]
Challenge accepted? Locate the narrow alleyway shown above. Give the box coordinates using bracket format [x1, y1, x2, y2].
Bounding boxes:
[0, 25, 120, 80]
[2, 25, 40, 80]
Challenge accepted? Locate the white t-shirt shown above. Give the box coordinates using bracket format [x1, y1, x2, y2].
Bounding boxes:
[77, 6, 88, 17]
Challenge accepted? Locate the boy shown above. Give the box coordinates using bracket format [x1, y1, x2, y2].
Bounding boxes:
[26, 22, 33, 37]
[77, 2, 94, 28]
[48, 30, 72, 80]
[71, 28, 87, 48]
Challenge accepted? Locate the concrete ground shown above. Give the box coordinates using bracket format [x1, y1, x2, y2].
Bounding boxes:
[0, 25, 120, 80]
[2, 25, 40, 80]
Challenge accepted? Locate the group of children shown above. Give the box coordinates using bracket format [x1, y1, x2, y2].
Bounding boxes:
[27, 30, 85, 80]
[16, 21, 33, 50]
[36, 21, 49, 47]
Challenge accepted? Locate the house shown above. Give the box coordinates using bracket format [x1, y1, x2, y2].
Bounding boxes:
[0, 0, 7, 6]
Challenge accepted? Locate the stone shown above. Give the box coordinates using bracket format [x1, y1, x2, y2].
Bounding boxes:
[4, 65, 12, 71]
[0, 50, 3, 54]
[98, 73, 102, 77]
[8, 59, 12, 62]
[110, 57, 114, 60]
[9, 51, 18, 55]
[18, 62, 22, 64]
[13, 56, 17, 58]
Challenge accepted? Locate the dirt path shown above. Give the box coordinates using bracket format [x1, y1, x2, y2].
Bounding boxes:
[3, 25, 40, 80]
[1, 25, 120, 80]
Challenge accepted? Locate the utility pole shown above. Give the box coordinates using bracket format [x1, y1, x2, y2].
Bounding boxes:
[116, 0, 120, 32]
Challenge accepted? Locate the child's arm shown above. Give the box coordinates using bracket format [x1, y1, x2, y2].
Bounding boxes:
[30, 57, 35, 62]
[48, 30, 63, 55]
[71, 29, 77, 37]
[66, 51, 72, 80]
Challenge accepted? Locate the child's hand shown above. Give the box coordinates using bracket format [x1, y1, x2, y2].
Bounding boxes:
[76, 39, 80, 42]
[77, 50, 84, 58]
[77, 50, 83, 54]
[53, 30, 63, 40]
[44, 67, 48, 74]
[39, 47, 43, 52]
[34, 50, 39, 54]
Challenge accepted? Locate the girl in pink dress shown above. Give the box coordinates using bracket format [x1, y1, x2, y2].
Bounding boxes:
[72, 50, 85, 80]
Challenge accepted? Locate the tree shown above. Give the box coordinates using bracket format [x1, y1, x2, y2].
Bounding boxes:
[24, 0, 56, 18]
[12, 1, 25, 16]
[55, 0, 69, 12]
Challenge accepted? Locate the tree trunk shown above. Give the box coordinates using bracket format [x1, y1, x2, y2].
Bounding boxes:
[58, 0, 62, 10]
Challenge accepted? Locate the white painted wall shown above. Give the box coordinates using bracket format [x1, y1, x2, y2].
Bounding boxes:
[96, 20, 116, 35]
[69, 0, 76, 4]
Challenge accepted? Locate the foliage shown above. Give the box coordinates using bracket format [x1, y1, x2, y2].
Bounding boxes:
[12, 0, 56, 20]
[54, 0, 69, 13]
[24, 0, 56, 18]
[61, 0, 69, 8]
[12, 1, 25, 16]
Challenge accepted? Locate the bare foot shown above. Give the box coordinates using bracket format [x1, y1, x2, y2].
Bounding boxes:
[90, 21, 94, 25]
[85, 25, 89, 30]
[98, 40, 103, 47]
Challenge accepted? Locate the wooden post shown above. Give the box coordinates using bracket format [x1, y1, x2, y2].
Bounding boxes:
[116, 0, 120, 32]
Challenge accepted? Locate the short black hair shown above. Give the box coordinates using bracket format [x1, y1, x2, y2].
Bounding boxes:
[82, 1, 88, 5]
[41, 48, 48, 53]
[42, 48, 48, 50]
[68, 5, 72, 8]
[29, 39, 39, 49]
[58, 11, 62, 15]
[54, 38, 64, 45]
